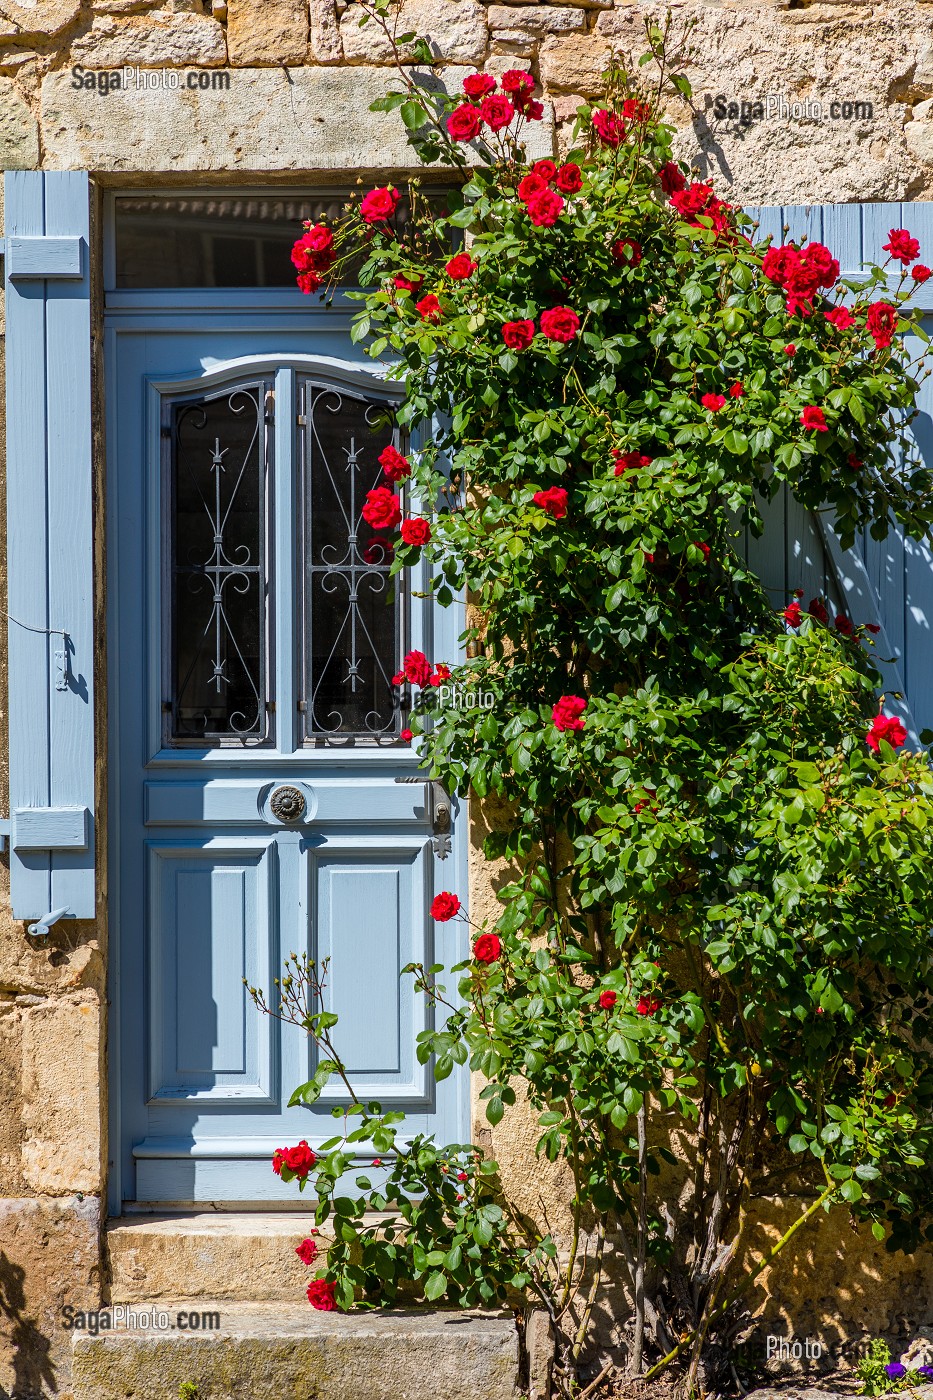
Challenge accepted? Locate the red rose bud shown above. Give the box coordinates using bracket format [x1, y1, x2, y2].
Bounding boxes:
[784, 344, 797, 356]
[533, 486, 568, 519]
[473, 933, 502, 964]
[883, 227, 920, 264]
[729, 382, 744, 398]
[866, 714, 907, 752]
[457, 1170, 469, 1181]
[598, 990, 617, 1010]
[400, 517, 431, 547]
[555, 163, 583, 194]
[362, 486, 402, 530]
[296, 1238, 318, 1266]
[360, 186, 399, 225]
[431, 892, 461, 921]
[379, 444, 411, 482]
[800, 406, 828, 432]
[539, 306, 579, 342]
[445, 253, 477, 280]
[701, 392, 726, 412]
[552, 695, 586, 731]
[307, 1279, 337, 1311]
[501, 319, 536, 350]
[400, 728, 413, 742]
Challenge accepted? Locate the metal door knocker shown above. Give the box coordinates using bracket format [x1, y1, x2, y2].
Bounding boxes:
[270, 785, 306, 823]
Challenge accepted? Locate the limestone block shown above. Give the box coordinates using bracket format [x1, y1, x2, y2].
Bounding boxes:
[0, 0, 80, 35]
[539, 32, 611, 93]
[68, 11, 227, 66]
[487, 4, 586, 33]
[41, 63, 556, 168]
[0, 72, 37, 166]
[20, 993, 102, 1195]
[227, 0, 309, 64]
[309, 0, 343, 62]
[340, 0, 488, 65]
[0, 1195, 101, 1400]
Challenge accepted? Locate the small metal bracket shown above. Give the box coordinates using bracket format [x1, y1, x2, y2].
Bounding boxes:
[395, 776, 452, 859]
[0, 819, 9, 854]
[26, 906, 71, 946]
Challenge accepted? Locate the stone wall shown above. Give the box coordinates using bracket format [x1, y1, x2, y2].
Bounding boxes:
[1, 0, 933, 1395]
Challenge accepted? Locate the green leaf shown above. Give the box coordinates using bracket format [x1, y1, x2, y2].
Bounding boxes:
[424, 1271, 448, 1301]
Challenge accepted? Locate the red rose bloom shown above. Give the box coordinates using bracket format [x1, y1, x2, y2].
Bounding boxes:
[867, 301, 897, 349]
[473, 933, 502, 964]
[526, 189, 565, 227]
[431, 891, 461, 921]
[445, 252, 477, 280]
[400, 728, 413, 742]
[428, 663, 451, 686]
[307, 1279, 337, 1311]
[866, 714, 907, 752]
[517, 172, 548, 203]
[783, 601, 802, 627]
[883, 228, 920, 264]
[379, 444, 411, 483]
[447, 104, 482, 142]
[785, 344, 797, 356]
[540, 306, 579, 342]
[701, 393, 726, 412]
[463, 72, 496, 99]
[523, 99, 544, 121]
[360, 186, 399, 225]
[695, 541, 711, 559]
[636, 995, 661, 1017]
[762, 244, 800, 286]
[912, 264, 932, 283]
[835, 613, 854, 636]
[400, 517, 431, 546]
[865, 623, 881, 634]
[658, 161, 686, 194]
[533, 486, 568, 519]
[598, 990, 617, 1011]
[297, 271, 322, 296]
[800, 406, 828, 432]
[276, 1140, 316, 1180]
[555, 163, 582, 194]
[613, 450, 652, 476]
[416, 293, 443, 323]
[532, 158, 557, 182]
[612, 237, 642, 266]
[622, 97, 651, 122]
[502, 319, 535, 350]
[552, 695, 586, 731]
[480, 94, 515, 131]
[393, 273, 423, 295]
[808, 597, 829, 625]
[592, 108, 626, 146]
[363, 540, 391, 565]
[362, 486, 402, 530]
[825, 305, 855, 329]
[501, 69, 535, 99]
[402, 650, 433, 688]
[296, 1238, 318, 1266]
[671, 182, 715, 219]
[291, 226, 335, 274]
[272, 1148, 286, 1175]
[729, 382, 744, 398]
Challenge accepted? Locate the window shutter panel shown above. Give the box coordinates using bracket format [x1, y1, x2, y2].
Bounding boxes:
[745, 201, 933, 744]
[5, 171, 95, 920]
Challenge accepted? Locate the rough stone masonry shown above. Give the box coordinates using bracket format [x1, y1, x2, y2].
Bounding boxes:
[3, 1, 933, 1397]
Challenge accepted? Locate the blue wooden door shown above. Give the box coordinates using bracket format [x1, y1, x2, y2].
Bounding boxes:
[107, 309, 468, 1207]
[745, 202, 933, 743]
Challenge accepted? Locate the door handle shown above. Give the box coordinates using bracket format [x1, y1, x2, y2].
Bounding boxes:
[395, 777, 452, 859]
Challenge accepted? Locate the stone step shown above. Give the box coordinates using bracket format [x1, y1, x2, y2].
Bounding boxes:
[107, 1213, 328, 1303]
[71, 1303, 521, 1400]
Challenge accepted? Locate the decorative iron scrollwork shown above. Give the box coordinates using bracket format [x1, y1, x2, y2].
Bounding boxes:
[270, 785, 306, 823]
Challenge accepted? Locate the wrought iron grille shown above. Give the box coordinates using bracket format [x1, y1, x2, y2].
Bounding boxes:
[163, 380, 271, 745]
[299, 379, 405, 744]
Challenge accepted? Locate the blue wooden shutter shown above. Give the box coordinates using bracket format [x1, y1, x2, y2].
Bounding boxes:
[5, 171, 95, 920]
[745, 201, 933, 745]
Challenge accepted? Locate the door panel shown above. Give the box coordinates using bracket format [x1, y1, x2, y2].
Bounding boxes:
[107, 322, 468, 1209]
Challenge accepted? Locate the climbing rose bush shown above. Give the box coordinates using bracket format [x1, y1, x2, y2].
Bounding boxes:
[264, 10, 933, 1392]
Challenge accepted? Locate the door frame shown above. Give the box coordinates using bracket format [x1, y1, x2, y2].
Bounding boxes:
[103, 192, 470, 1214]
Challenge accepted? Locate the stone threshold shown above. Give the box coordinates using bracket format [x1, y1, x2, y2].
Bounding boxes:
[71, 1303, 521, 1400]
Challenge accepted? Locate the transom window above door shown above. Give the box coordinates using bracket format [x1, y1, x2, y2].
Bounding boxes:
[162, 368, 409, 750]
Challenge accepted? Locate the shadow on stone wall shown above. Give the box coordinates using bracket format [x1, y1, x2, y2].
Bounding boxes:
[0, 1248, 56, 1398]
